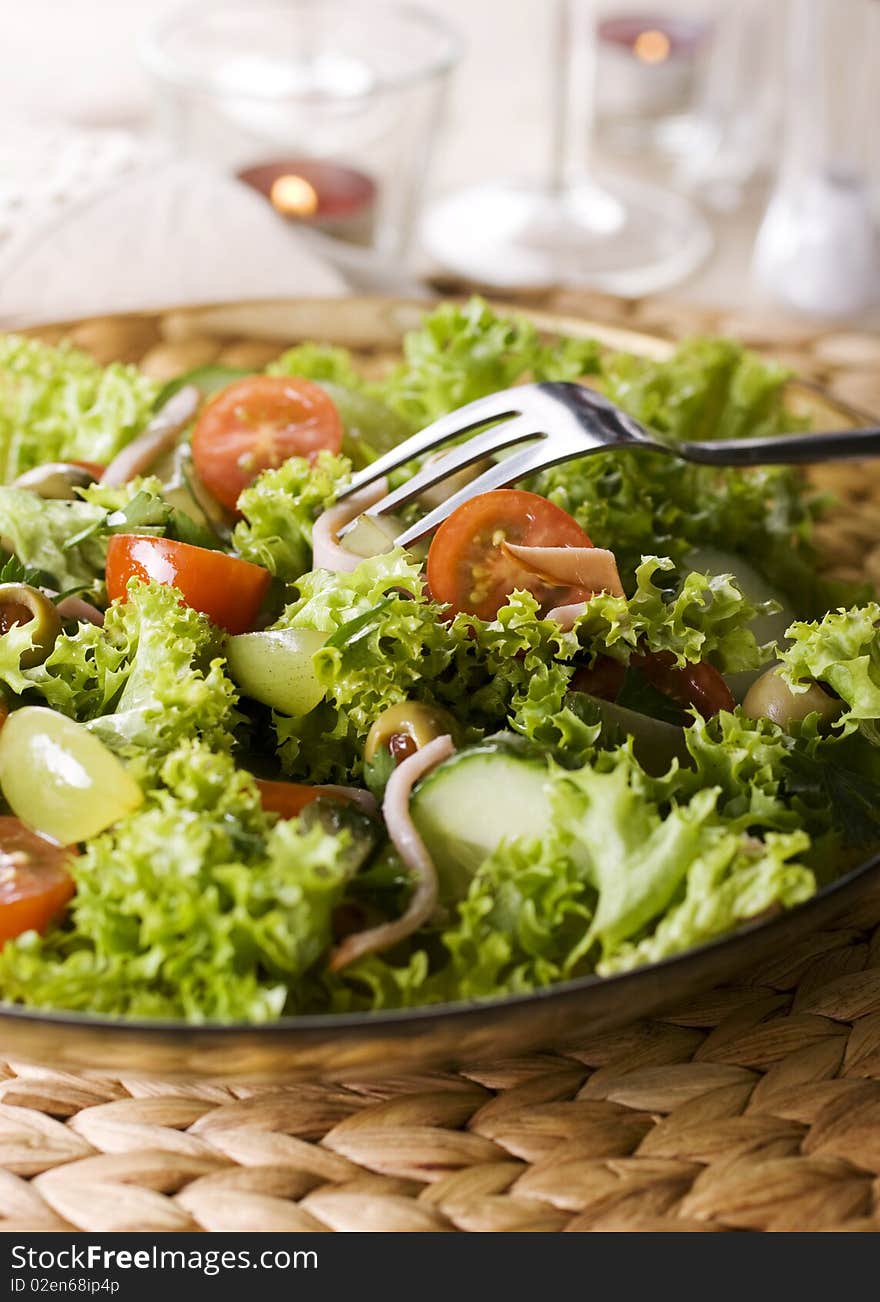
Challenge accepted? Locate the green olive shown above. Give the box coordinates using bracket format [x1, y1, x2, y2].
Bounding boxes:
[0, 584, 62, 668]
[364, 701, 455, 764]
[742, 666, 840, 730]
[12, 462, 98, 500]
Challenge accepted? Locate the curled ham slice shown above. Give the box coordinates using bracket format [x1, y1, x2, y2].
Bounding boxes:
[100, 385, 200, 487]
[501, 542, 625, 598]
[312, 478, 388, 574]
[55, 596, 105, 628]
[543, 601, 588, 632]
[500, 542, 624, 630]
[329, 734, 454, 972]
[320, 785, 379, 819]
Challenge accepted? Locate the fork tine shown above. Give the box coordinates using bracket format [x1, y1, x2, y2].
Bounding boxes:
[394, 434, 605, 547]
[338, 388, 526, 499]
[393, 441, 564, 547]
[345, 416, 544, 526]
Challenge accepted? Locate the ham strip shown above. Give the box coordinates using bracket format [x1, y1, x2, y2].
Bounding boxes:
[501, 542, 625, 597]
[312, 478, 389, 574]
[329, 733, 454, 971]
[320, 785, 379, 819]
[55, 596, 105, 628]
[543, 601, 588, 631]
[100, 385, 200, 486]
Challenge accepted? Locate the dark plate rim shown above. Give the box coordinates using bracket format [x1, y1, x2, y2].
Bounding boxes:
[2, 842, 878, 1038]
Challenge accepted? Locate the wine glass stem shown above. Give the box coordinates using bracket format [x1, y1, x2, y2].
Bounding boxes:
[549, 0, 597, 195]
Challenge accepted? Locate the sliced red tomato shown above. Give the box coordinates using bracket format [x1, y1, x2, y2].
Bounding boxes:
[426, 489, 594, 620]
[633, 651, 734, 718]
[105, 534, 270, 635]
[255, 779, 351, 819]
[0, 818, 75, 947]
[191, 375, 343, 511]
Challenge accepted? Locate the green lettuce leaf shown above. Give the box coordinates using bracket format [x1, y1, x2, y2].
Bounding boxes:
[0, 334, 157, 483]
[24, 581, 240, 763]
[0, 488, 108, 591]
[599, 830, 814, 974]
[779, 604, 880, 734]
[573, 556, 770, 672]
[0, 743, 353, 1021]
[376, 297, 601, 429]
[232, 451, 351, 581]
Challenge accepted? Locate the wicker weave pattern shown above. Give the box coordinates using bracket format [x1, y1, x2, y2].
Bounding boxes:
[8, 291, 880, 1233]
[3, 885, 880, 1232]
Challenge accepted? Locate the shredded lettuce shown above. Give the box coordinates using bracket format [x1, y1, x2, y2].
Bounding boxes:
[0, 335, 157, 483]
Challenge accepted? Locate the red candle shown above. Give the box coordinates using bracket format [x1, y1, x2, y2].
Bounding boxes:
[237, 158, 377, 245]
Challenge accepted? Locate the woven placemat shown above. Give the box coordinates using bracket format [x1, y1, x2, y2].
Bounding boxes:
[7, 292, 880, 1234]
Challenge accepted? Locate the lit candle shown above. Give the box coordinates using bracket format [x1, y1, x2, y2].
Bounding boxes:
[597, 14, 710, 119]
[237, 159, 377, 246]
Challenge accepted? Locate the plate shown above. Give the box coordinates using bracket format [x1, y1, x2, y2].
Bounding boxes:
[5, 295, 875, 1082]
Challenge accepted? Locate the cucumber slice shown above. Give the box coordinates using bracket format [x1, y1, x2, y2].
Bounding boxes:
[225, 627, 327, 716]
[342, 513, 401, 560]
[410, 736, 554, 901]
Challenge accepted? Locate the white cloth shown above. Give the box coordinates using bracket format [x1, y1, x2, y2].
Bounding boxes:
[0, 127, 347, 327]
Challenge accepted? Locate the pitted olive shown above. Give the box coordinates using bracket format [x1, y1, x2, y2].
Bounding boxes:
[364, 701, 456, 765]
[0, 584, 62, 668]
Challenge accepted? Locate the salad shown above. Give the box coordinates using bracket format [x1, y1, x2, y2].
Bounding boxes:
[0, 298, 877, 1024]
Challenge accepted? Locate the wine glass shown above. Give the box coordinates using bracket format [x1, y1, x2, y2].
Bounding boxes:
[421, 0, 713, 293]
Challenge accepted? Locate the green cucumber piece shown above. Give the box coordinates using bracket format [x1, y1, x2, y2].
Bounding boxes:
[410, 736, 554, 901]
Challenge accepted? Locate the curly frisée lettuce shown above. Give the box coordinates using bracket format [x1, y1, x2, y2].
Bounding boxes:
[24, 581, 240, 764]
[267, 551, 766, 783]
[778, 603, 880, 735]
[0, 334, 157, 483]
[232, 451, 351, 581]
[0, 744, 353, 1020]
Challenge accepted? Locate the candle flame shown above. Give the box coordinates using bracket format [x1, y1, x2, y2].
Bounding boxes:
[633, 29, 671, 64]
[270, 174, 320, 218]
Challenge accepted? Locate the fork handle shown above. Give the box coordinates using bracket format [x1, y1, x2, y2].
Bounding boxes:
[678, 426, 880, 467]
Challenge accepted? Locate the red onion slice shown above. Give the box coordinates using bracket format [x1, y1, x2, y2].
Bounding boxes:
[329, 733, 454, 971]
[312, 478, 388, 573]
[100, 385, 200, 487]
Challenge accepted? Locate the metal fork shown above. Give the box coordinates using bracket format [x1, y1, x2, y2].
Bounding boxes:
[337, 381, 880, 548]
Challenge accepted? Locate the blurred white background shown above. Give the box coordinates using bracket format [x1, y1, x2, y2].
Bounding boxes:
[1, 0, 878, 320]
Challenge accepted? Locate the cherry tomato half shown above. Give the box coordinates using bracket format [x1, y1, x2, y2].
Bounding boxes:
[426, 489, 594, 620]
[255, 779, 352, 819]
[191, 375, 343, 511]
[633, 651, 734, 718]
[571, 656, 627, 702]
[0, 818, 75, 947]
[106, 534, 270, 635]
